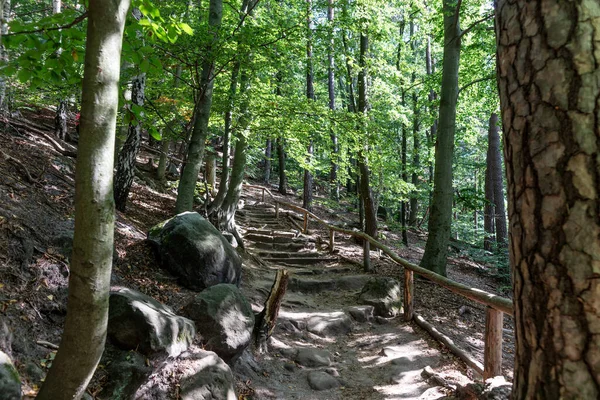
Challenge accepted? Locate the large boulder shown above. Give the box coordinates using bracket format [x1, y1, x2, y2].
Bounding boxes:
[0, 350, 21, 400]
[148, 212, 242, 291]
[357, 277, 402, 317]
[108, 287, 196, 357]
[179, 350, 237, 400]
[181, 284, 254, 364]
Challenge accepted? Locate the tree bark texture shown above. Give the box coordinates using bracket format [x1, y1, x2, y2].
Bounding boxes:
[264, 138, 271, 183]
[277, 136, 286, 194]
[175, 0, 223, 213]
[302, 0, 314, 212]
[357, 32, 377, 238]
[488, 112, 507, 247]
[54, 99, 68, 141]
[409, 21, 420, 227]
[0, 0, 10, 112]
[496, 1, 600, 398]
[484, 134, 495, 251]
[114, 74, 145, 212]
[36, 0, 129, 398]
[209, 61, 240, 215]
[401, 119, 409, 246]
[421, 0, 461, 277]
[327, 0, 338, 200]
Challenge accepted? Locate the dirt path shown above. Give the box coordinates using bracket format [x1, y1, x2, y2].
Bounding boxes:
[233, 191, 473, 399]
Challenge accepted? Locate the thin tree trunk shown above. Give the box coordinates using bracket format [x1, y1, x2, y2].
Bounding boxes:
[425, 36, 437, 209]
[401, 121, 409, 246]
[421, 0, 461, 277]
[0, 0, 10, 112]
[205, 146, 217, 196]
[156, 138, 170, 180]
[264, 138, 271, 183]
[114, 74, 145, 212]
[36, 0, 129, 398]
[208, 61, 239, 214]
[484, 134, 495, 250]
[488, 112, 507, 248]
[408, 21, 420, 227]
[303, 0, 314, 212]
[54, 99, 68, 140]
[175, 0, 223, 213]
[327, 0, 338, 200]
[496, 1, 600, 397]
[357, 31, 377, 238]
[217, 68, 252, 247]
[277, 135, 286, 195]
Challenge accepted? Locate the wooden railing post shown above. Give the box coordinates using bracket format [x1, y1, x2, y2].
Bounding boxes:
[484, 306, 503, 379]
[404, 269, 414, 321]
[303, 212, 308, 234]
[262, 188, 265, 202]
[275, 203, 279, 220]
[363, 240, 371, 271]
[329, 229, 335, 253]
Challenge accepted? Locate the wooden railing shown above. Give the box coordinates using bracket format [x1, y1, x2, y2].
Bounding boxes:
[244, 184, 513, 379]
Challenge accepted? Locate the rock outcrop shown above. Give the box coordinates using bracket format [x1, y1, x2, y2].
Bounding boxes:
[182, 284, 254, 364]
[148, 212, 242, 291]
[108, 287, 195, 357]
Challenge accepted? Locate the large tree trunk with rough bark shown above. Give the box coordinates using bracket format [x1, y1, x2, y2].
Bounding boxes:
[421, 0, 461, 277]
[36, 0, 129, 398]
[175, 0, 223, 213]
[114, 74, 145, 211]
[496, 1, 600, 398]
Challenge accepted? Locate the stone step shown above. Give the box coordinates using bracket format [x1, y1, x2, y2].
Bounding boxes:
[245, 233, 307, 244]
[250, 242, 308, 251]
[287, 275, 371, 293]
[255, 251, 319, 258]
[245, 229, 297, 238]
[262, 257, 338, 265]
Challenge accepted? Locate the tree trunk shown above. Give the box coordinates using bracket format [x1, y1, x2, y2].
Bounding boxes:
[264, 138, 271, 184]
[54, 99, 68, 141]
[156, 138, 170, 180]
[217, 68, 252, 247]
[401, 120, 409, 246]
[357, 31, 377, 238]
[425, 36, 437, 211]
[327, 0, 338, 200]
[175, 0, 223, 213]
[302, 0, 314, 212]
[114, 74, 145, 212]
[497, 1, 600, 398]
[488, 112, 507, 248]
[205, 147, 217, 196]
[408, 21, 420, 227]
[483, 133, 495, 251]
[421, 0, 461, 277]
[0, 0, 10, 112]
[36, 0, 129, 398]
[209, 61, 240, 214]
[277, 136, 286, 195]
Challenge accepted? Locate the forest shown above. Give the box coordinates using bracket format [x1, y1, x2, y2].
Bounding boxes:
[0, 0, 598, 399]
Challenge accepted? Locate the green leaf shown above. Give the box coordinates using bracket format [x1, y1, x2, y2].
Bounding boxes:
[148, 126, 162, 141]
[179, 23, 194, 35]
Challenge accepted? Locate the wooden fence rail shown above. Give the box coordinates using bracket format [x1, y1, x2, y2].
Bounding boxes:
[246, 184, 513, 378]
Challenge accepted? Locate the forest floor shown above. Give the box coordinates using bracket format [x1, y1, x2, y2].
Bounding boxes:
[0, 108, 514, 399]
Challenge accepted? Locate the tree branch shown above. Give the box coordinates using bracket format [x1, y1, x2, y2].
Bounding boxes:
[458, 75, 495, 96]
[458, 13, 494, 39]
[6, 12, 88, 36]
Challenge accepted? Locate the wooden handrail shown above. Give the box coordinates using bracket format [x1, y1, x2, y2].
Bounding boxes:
[244, 184, 513, 314]
[244, 183, 512, 378]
